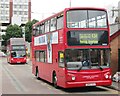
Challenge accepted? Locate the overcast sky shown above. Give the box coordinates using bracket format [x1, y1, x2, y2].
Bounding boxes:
[31, 0, 120, 21]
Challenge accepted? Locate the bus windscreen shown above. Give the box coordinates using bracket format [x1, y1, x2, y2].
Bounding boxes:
[67, 10, 107, 28]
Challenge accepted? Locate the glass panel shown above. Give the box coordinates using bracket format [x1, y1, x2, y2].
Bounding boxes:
[45, 21, 50, 33]
[40, 51, 46, 62]
[65, 49, 110, 70]
[35, 51, 39, 62]
[12, 45, 25, 50]
[59, 51, 65, 67]
[67, 10, 87, 28]
[11, 50, 26, 57]
[67, 30, 108, 46]
[40, 23, 45, 34]
[50, 17, 56, 31]
[57, 15, 63, 29]
[67, 10, 107, 28]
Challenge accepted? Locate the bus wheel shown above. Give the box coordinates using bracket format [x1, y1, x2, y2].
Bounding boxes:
[53, 73, 58, 88]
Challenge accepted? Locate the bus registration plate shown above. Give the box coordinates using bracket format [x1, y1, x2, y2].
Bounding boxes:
[86, 83, 96, 86]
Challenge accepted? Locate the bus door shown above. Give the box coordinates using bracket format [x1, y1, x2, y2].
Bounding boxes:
[57, 51, 66, 85]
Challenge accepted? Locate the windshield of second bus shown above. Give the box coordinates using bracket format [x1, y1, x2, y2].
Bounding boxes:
[11, 50, 26, 58]
[67, 10, 107, 28]
[65, 49, 110, 70]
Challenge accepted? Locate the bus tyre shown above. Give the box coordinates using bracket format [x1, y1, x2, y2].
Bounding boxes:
[53, 73, 58, 88]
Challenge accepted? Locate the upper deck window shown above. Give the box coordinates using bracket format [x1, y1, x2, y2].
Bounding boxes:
[67, 10, 107, 28]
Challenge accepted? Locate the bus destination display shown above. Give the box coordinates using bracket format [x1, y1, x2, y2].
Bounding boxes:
[79, 33, 98, 44]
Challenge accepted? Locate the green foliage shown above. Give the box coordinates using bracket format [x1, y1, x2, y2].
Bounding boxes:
[25, 19, 38, 42]
[2, 24, 22, 46]
[2, 19, 38, 46]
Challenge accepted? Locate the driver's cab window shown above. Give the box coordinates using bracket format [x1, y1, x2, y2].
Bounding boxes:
[11, 51, 16, 57]
[58, 51, 65, 67]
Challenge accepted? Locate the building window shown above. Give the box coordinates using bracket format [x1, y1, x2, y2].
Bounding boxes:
[14, 11, 17, 15]
[24, 11, 28, 15]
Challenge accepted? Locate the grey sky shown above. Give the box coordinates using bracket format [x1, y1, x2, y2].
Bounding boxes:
[31, 0, 120, 21]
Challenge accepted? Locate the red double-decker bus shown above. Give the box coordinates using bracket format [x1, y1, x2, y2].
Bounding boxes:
[32, 7, 112, 88]
[7, 38, 27, 64]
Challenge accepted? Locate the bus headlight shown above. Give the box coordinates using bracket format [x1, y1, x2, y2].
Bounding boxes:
[105, 75, 109, 79]
[109, 75, 111, 79]
[104, 72, 111, 79]
[11, 58, 13, 61]
[67, 73, 76, 81]
[72, 76, 76, 80]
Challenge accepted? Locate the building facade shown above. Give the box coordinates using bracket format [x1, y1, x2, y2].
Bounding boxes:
[110, 1, 120, 75]
[110, 30, 120, 75]
[0, 0, 31, 48]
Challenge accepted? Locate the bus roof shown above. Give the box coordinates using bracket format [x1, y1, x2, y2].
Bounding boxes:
[9, 38, 25, 45]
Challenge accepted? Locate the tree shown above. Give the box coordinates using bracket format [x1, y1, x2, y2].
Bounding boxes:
[2, 24, 22, 46]
[25, 19, 38, 42]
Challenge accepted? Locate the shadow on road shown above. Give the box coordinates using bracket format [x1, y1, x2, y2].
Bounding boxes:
[36, 77, 108, 93]
[60, 86, 107, 93]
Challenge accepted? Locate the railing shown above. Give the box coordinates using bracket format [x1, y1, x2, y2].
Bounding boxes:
[110, 23, 120, 36]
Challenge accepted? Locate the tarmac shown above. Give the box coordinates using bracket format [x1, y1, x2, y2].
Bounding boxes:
[108, 82, 120, 91]
[27, 59, 120, 91]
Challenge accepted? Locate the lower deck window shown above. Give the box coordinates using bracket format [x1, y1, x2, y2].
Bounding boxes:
[35, 50, 46, 62]
[65, 49, 110, 70]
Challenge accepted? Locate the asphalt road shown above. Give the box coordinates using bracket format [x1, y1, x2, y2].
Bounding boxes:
[0, 57, 119, 95]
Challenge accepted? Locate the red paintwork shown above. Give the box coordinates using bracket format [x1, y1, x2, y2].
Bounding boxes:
[32, 7, 112, 88]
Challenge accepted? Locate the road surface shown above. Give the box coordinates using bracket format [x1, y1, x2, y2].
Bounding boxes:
[0, 57, 119, 95]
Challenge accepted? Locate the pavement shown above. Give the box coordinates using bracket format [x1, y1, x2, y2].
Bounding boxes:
[107, 82, 120, 91]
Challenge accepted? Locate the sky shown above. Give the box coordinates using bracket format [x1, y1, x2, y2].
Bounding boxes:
[31, 0, 120, 21]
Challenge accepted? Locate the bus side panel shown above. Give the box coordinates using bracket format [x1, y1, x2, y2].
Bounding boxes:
[32, 59, 36, 75]
[55, 29, 66, 87]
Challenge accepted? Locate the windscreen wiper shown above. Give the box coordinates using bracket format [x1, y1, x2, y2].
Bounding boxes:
[77, 65, 82, 72]
[98, 66, 103, 71]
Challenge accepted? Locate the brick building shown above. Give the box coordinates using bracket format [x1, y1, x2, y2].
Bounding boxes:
[110, 30, 120, 75]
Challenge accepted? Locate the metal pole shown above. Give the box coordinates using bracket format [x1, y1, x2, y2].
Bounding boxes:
[22, 26, 25, 41]
[70, 0, 71, 7]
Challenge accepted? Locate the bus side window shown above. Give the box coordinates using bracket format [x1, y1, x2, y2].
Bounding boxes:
[57, 14, 63, 30]
[40, 23, 45, 34]
[50, 17, 56, 32]
[36, 25, 40, 36]
[45, 20, 50, 33]
[32, 28, 37, 36]
[58, 51, 65, 67]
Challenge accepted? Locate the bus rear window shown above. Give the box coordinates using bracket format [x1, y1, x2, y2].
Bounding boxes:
[67, 30, 108, 46]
